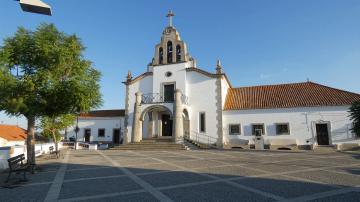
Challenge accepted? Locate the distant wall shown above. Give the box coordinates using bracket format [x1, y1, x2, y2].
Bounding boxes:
[223, 106, 358, 146]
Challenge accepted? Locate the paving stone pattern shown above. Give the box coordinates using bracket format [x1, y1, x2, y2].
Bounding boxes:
[0, 149, 359, 202]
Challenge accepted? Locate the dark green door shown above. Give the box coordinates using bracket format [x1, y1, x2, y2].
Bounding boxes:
[161, 114, 173, 136]
[316, 124, 329, 145]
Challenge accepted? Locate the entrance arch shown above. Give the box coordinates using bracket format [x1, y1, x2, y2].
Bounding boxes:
[140, 105, 173, 139]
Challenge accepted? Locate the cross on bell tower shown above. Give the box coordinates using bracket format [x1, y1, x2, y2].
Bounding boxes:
[166, 10, 175, 27]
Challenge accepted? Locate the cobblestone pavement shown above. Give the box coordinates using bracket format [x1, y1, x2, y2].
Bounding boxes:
[1, 149, 360, 202]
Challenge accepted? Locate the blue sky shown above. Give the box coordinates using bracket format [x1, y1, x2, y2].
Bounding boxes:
[1, 0, 360, 128]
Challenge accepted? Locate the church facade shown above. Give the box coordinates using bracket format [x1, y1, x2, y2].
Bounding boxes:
[66, 12, 359, 150]
[122, 12, 360, 149]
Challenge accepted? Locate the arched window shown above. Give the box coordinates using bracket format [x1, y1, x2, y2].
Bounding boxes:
[167, 41, 173, 63]
[176, 45, 181, 62]
[159, 47, 163, 64]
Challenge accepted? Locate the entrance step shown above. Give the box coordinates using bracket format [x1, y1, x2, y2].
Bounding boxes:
[314, 145, 336, 152]
[110, 142, 187, 150]
[141, 138, 173, 143]
[184, 139, 212, 149]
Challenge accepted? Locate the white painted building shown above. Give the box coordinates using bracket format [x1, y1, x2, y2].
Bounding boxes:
[71, 12, 359, 149]
[0, 125, 27, 147]
[122, 11, 360, 149]
[66, 110, 125, 144]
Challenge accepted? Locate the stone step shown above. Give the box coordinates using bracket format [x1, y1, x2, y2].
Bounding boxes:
[110, 142, 186, 150]
[314, 145, 336, 151]
[141, 139, 173, 143]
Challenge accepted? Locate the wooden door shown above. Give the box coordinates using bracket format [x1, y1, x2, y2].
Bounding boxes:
[113, 128, 120, 144]
[84, 129, 91, 142]
[161, 114, 173, 136]
[316, 124, 330, 145]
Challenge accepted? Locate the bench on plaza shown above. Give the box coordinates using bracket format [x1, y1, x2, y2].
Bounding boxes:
[5, 154, 30, 183]
[49, 146, 60, 159]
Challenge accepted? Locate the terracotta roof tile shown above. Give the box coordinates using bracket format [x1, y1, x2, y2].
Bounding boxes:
[0, 125, 27, 141]
[80, 109, 125, 118]
[224, 82, 360, 110]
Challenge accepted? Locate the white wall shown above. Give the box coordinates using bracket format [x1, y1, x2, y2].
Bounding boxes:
[0, 137, 26, 147]
[67, 117, 124, 142]
[152, 62, 191, 95]
[127, 75, 153, 141]
[0, 137, 6, 147]
[223, 106, 358, 146]
[186, 71, 218, 143]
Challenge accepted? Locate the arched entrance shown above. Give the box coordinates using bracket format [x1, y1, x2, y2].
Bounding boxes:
[140, 105, 173, 139]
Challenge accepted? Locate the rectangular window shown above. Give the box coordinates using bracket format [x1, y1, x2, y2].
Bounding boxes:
[163, 84, 175, 102]
[229, 124, 241, 135]
[98, 128, 105, 137]
[199, 112, 206, 133]
[276, 123, 290, 135]
[252, 124, 265, 136]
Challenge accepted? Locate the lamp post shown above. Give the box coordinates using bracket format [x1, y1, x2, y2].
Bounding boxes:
[17, 0, 52, 16]
[74, 114, 79, 150]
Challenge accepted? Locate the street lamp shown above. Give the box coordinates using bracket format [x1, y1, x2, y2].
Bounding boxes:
[17, 0, 52, 16]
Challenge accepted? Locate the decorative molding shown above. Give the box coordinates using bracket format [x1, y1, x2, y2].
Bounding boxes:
[122, 72, 153, 85]
[185, 67, 232, 88]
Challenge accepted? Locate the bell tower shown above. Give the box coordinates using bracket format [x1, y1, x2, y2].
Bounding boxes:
[151, 10, 195, 66]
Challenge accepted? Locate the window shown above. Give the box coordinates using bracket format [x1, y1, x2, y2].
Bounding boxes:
[229, 124, 241, 135]
[98, 128, 105, 137]
[159, 47, 163, 64]
[176, 45, 181, 62]
[163, 84, 175, 102]
[276, 123, 290, 135]
[252, 124, 265, 136]
[199, 112, 206, 133]
[167, 41, 173, 63]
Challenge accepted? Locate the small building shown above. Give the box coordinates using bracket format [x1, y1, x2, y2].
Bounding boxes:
[66, 110, 125, 144]
[0, 125, 27, 147]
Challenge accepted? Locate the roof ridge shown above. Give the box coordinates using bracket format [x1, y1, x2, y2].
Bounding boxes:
[231, 81, 310, 89]
[308, 81, 360, 96]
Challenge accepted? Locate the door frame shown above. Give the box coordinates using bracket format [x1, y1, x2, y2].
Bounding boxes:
[161, 82, 176, 102]
[314, 121, 331, 145]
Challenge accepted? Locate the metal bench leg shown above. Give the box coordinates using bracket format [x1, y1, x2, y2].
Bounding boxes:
[5, 172, 11, 183]
[21, 170, 28, 182]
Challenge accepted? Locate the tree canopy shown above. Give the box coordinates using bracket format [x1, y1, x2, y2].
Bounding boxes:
[0, 23, 102, 163]
[349, 101, 360, 137]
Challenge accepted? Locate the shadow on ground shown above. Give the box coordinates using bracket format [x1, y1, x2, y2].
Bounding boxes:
[0, 150, 359, 202]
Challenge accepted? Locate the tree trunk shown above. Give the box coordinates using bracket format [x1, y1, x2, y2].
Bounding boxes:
[51, 130, 58, 153]
[26, 116, 36, 165]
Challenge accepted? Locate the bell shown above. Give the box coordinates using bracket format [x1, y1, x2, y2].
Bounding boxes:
[18, 0, 52, 16]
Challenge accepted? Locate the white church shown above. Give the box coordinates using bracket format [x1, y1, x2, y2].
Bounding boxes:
[67, 11, 360, 150]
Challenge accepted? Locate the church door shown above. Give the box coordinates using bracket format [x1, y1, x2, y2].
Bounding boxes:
[161, 114, 173, 136]
[316, 124, 330, 145]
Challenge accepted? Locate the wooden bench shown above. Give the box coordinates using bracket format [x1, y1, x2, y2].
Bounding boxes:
[49, 146, 60, 158]
[5, 154, 30, 183]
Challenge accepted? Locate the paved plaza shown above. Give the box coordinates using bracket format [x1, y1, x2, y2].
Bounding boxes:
[1, 149, 360, 202]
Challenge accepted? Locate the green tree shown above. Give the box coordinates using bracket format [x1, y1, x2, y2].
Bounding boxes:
[349, 101, 360, 137]
[0, 23, 102, 164]
[41, 114, 75, 153]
